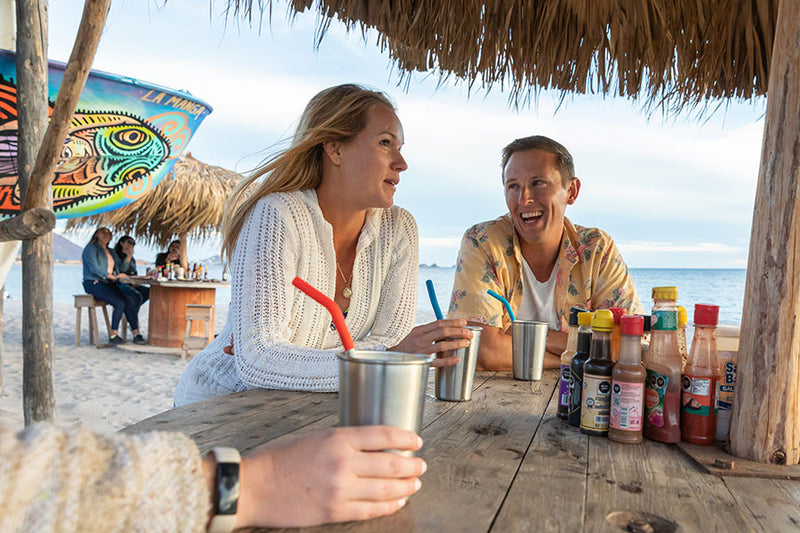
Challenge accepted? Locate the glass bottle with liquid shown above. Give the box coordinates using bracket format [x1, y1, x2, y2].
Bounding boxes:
[558, 307, 587, 420]
[609, 315, 646, 444]
[609, 307, 626, 362]
[581, 310, 614, 436]
[681, 304, 720, 446]
[568, 311, 594, 427]
[643, 286, 682, 443]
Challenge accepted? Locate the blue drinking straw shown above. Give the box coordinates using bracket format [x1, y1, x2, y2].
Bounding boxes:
[425, 279, 444, 320]
[487, 289, 516, 322]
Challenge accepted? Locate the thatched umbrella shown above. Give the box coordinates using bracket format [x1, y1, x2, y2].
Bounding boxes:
[226, 0, 796, 465]
[66, 152, 241, 268]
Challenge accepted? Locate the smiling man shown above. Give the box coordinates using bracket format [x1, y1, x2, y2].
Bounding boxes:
[448, 135, 642, 370]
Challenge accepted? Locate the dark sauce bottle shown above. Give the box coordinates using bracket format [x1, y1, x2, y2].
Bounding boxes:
[568, 311, 594, 427]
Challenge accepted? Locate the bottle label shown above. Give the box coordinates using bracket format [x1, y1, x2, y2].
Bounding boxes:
[682, 374, 717, 416]
[716, 360, 737, 412]
[645, 369, 669, 427]
[651, 310, 677, 331]
[610, 381, 644, 431]
[580, 373, 611, 431]
[558, 365, 571, 409]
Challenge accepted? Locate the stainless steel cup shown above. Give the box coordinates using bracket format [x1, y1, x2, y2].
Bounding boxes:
[512, 320, 549, 381]
[338, 350, 434, 456]
[435, 326, 483, 401]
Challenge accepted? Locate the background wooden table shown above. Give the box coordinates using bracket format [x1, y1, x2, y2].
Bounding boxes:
[125, 370, 800, 531]
[124, 278, 229, 347]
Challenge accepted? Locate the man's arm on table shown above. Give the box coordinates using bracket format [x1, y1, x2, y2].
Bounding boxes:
[474, 323, 567, 371]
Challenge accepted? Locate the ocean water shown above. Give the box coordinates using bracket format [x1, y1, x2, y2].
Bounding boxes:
[4, 264, 746, 327]
[417, 266, 746, 326]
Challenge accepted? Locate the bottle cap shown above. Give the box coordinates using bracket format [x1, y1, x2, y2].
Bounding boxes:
[694, 303, 720, 326]
[609, 307, 626, 324]
[652, 286, 678, 300]
[642, 314, 651, 332]
[569, 306, 588, 326]
[578, 311, 593, 327]
[620, 315, 644, 336]
[591, 309, 613, 332]
[677, 306, 688, 327]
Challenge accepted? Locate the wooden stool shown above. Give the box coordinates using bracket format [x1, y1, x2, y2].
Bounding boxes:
[74, 294, 128, 348]
[181, 304, 215, 360]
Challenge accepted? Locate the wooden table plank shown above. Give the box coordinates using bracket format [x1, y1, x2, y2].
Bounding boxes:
[492, 372, 587, 532]
[723, 477, 800, 531]
[584, 436, 761, 532]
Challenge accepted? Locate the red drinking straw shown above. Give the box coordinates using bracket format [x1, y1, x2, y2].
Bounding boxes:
[292, 276, 355, 352]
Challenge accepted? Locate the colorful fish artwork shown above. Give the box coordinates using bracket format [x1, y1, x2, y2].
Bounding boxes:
[0, 49, 212, 218]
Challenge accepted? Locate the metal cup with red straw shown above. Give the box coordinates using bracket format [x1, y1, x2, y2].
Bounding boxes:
[292, 276, 433, 454]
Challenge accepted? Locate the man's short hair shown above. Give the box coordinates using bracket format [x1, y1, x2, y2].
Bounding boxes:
[501, 135, 575, 187]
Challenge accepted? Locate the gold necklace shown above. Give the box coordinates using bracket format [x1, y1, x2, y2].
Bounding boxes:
[336, 261, 353, 298]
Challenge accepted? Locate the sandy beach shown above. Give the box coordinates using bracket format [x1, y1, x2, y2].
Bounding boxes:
[0, 299, 229, 433]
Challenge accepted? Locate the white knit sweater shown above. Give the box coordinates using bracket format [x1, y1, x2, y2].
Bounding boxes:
[0, 423, 207, 532]
[174, 189, 419, 405]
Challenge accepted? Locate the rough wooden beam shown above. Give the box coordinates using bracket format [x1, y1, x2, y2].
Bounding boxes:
[16, 0, 54, 425]
[729, 0, 800, 465]
[0, 207, 55, 242]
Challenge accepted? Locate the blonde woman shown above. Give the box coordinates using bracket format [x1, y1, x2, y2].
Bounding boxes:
[174, 84, 471, 406]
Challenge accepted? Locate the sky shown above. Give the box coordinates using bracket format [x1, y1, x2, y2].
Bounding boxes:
[39, 0, 768, 268]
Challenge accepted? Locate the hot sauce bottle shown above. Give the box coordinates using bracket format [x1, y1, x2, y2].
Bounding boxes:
[681, 303, 720, 445]
[580, 310, 614, 436]
[568, 312, 594, 427]
[609, 307, 626, 362]
[609, 315, 646, 444]
[558, 307, 587, 420]
[643, 286, 682, 443]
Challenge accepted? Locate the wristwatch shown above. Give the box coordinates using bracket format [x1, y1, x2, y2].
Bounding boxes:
[208, 447, 241, 533]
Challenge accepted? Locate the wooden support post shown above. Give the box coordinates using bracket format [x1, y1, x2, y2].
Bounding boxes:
[17, 0, 111, 425]
[17, 0, 54, 425]
[729, 0, 800, 465]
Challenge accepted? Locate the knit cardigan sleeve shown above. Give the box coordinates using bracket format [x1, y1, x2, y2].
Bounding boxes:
[0, 423, 208, 532]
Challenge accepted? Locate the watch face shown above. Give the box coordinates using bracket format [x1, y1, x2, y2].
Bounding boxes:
[217, 463, 240, 515]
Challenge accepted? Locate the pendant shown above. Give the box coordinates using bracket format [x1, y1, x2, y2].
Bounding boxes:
[343, 286, 352, 299]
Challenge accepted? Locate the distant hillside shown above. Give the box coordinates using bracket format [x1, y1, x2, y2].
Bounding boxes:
[53, 233, 83, 262]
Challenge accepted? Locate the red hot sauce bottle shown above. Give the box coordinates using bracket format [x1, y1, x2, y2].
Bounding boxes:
[681, 303, 720, 445]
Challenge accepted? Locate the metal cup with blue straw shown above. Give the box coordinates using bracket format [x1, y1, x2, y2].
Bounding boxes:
[487, 289, 548, 380]
[427, 279, 482, 401]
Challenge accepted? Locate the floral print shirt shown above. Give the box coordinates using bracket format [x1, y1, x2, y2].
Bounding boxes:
[448, 215, 642, 332]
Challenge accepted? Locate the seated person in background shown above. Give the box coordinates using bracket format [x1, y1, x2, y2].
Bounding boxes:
[155, 239, 182, 268]
[448, 135, 642, 371]
[0, 422, 425, 530]
[114, 235, 149, 305]
[174, 84, 471, 406]
[82, 227, 147, 345]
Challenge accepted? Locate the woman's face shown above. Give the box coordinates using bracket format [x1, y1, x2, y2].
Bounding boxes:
[97, 229, 112, 246]
[168, 242, 181, 254]
[122, 240, 135, 254]
[329, 104, 408, 210]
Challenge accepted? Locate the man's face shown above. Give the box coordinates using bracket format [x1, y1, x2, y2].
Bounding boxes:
[503, 149, 578, 249]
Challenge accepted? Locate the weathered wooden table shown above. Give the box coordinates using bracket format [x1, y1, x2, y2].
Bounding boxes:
[125, 370, 800, 531]
[123, 277, 229, 347]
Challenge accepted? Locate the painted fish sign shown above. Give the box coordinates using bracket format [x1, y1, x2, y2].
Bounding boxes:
[0, 49, 212, 218]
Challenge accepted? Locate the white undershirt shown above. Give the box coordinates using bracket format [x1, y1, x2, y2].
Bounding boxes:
[518, 257, 561, 330]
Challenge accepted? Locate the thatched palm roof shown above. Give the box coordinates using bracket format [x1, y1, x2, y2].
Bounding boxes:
[65, 153, 241, 249]
[230, 0, 775, 110]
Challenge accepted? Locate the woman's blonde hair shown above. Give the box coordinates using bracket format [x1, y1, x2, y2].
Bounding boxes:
[221, 84, 395, 263]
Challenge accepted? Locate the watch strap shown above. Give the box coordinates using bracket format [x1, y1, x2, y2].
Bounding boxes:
[208, 447, 241, 533]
